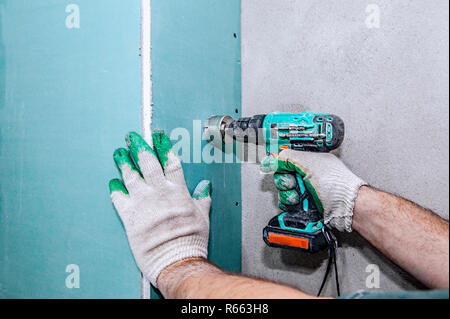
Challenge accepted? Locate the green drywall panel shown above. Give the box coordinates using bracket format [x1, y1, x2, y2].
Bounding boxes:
[150, 0, 242, 297]
[0, 0, 141, 298]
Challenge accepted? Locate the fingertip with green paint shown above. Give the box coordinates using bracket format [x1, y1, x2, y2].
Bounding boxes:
[125, 131, 157, 164]
[109, 178, 129, 195]
[273, 173, 297, 190]
[278, 189, 300, 206]
[113, 148, 138, 172]
[260, 155, 279, 173]
[152, 130, 173, 169]
[192, 180, 212, 199]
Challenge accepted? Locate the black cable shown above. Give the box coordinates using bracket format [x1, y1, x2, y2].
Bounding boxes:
[317, 247, 333, 296]
[334, 249, 340, 296]
[330, 237, 340, 296]
[317, 227, 340, 297]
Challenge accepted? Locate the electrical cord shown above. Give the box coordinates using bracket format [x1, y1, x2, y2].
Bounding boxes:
[317, 227, 340, 297]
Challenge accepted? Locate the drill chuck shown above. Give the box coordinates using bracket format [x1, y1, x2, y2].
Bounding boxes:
[224, 114, 267, 144]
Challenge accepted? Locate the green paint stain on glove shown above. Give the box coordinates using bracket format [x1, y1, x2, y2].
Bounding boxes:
[278, 158, 325, 215]
[113, 148, 139, 173]
[273, 173, 297, 190]
[126, 131, 157, 164]
[152, 130, 172, 169]
[277, 159, 299, 174]
[260, 155, 280, 173]
[287, 161, 324, 214]
[109, 179, 129, 195]
[260, 153, 325, 215]
[192, 180, 212, 199]
[279, 189, 300, 205]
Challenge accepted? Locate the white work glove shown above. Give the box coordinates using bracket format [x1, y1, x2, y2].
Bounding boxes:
[261, 149, 366, 232]
[109, 131, 211, 288]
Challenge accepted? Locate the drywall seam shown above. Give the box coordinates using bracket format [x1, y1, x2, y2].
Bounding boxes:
[141, 0, 153, 146]
[140, 0, 152, 299]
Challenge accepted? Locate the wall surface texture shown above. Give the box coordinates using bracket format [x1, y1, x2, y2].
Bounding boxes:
[241, 0, 449, 296]
[0, 0, 142, 298]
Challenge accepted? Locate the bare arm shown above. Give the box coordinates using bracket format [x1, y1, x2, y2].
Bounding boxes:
[353, 186, 449, 289]
[157, 185, 449, 298]
[157, 258, 323, 299]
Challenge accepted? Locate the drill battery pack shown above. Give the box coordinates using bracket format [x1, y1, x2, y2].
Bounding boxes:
[263, 215, 328, 253]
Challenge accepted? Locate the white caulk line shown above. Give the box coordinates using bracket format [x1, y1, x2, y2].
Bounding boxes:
[140, 0, 152, 300]
[141, 0, 153, 147]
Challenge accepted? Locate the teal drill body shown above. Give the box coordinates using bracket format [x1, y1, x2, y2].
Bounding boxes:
[225, 111, 344, 154]
[262, 112, 344, 154]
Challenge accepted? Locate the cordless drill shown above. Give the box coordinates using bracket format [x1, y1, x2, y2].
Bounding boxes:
[204, 112, 345, 254]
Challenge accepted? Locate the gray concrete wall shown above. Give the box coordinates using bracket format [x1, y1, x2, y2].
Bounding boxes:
[241, 0, 449, 296]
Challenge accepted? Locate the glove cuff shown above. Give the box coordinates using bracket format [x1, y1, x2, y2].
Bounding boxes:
[324, 171, 367, 232]
[144, 235, 208, 288]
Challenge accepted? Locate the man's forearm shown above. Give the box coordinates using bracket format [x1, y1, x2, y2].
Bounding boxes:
[157, 258, 321, 299]
[353, 186, 449, 289]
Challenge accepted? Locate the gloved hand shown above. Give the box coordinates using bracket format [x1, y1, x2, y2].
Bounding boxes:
[261, 149, 366, 232]
[109, 131, 211, 288]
